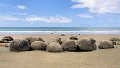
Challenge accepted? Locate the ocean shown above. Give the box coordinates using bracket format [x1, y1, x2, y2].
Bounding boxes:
[0, 27, 120, 34]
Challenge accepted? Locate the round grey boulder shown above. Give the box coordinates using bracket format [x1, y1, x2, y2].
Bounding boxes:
[77, 38, 97, 51]
[98, 41, 114, 49]
[9, 39, 30, 51]
[46, 42, 63, 52]
[54, 37, 63, 45]
[31, 41, 47, 50]
[69, 36, 78, 40]
[25, 37, 45, 43]
[61, 40, 78, 51]
[109, 38, 120, 41]
[2, 36, 14, 42]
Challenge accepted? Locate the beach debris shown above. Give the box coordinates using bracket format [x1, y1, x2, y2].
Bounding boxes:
[61, 40, 78, 51]
[46, 42, 63, 52]
[77, 38, 97, 51]
[69, 36, 78, 40]
[9, 39, 30, 51]
[2, 36, 14, 42]
[31, 41, 47, 50]
[98, 41, 114, 49]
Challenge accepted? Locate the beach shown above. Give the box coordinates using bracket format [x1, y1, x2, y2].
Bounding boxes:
[0, 34, 120, 68]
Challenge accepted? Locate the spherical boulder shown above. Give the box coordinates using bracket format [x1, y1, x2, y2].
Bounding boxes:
[0, 40, 4, 43]
[25, 37, 45, 43]
[9, 39, 30, 51]
[25, 37, 33, 42]
[60, 34, 65, 36]
[98, 41, 114, 49]
[61, 40, 78, 51]
[69, 36, 78, 40]
[31, 41, 47, 50]
[2, 36, 14, 42]
[109, 38, 120, 41]
[54, 37, 63, 45]
[46, 42, 63, 52]
[77, 38, 97, 51]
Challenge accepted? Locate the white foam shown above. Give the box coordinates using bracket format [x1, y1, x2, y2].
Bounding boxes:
[0, 30, 120, 34]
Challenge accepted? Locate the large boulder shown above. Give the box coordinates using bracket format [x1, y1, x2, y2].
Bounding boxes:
[98, 41, 114, 49]
[31, 41, 47, 50]
[9, 39, 30, 51]
[77, 38, 97, 51]
[2, 36, 14, 42]
[61, 40, 78, 51]
[25, 37, 45, 43]
[46, 42, 63, 52]
[69, 36, 78, 40]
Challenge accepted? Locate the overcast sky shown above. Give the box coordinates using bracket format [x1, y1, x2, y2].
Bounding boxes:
[0, 0, 120, 27]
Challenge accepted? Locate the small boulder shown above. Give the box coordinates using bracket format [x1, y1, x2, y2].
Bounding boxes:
[69, 36, 78, 40]
[110, 38, 120, 41]
[9, 39, 30, 51]
[61, 40, 78, 51]
[54, 37, 63, 45]
[60, 34, 65, 36]
[25, 37, 45, 43]
[31, 41, 47, 50]
[2, 36, 14, 42]
[77, 38, 97, 51]
[46, 42, 63, 52]
[0, 40, 4, 43]
[25, 37, 33, 42]
[98, 41, 114, 49]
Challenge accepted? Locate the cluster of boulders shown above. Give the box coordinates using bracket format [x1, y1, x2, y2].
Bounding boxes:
[6, 36, 119, 52]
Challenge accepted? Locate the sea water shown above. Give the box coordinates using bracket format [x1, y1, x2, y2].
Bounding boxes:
[0, 27, 120, 34]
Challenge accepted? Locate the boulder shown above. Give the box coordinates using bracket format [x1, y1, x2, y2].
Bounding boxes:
[77, 38, 97, 51]
[61, 40, 78, 51]
[69, 36, 78, 40]
[109, 38, 120, 41]
[25, 37, 45, 43]
[9, 39, 30, 51]
[31, 41, 47, 50]
[0, 40, 4, 43]
[46, 42, 63, 52]
[98, 41, 114, 49]
[60, 34, 65, 36]
[2, 36, 14, 42]
[25, 37, 33, 42]
[54, 37, 63, 45]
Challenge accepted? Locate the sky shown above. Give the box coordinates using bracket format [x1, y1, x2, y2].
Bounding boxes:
[0, 0, 120, 27]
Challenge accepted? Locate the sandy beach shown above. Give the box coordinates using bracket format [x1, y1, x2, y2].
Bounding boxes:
[0, 34, 120, 68]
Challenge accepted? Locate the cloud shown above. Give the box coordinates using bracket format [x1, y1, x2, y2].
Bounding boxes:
[17, 5, 27, 10]
[0, 16, 20, 21]
[25, 16, 72, 23]
[0, 15, 72, 23]
[71, 0, 120, 14]
[77, 14, 93, 18]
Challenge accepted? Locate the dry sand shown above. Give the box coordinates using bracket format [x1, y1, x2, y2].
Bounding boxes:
[0, 34, 120, 68]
